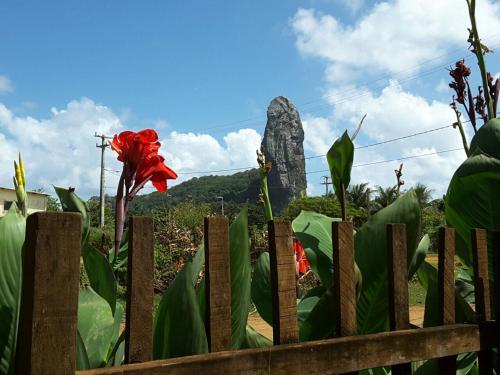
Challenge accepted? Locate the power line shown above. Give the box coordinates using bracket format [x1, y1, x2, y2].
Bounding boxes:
[176, 122, 459, 174]
[306, 148, 463, 175]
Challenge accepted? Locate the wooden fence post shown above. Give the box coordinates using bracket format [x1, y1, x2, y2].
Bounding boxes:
[437, 227, 456, 375]
[471, 228, 493, 375]
[15, 212, 82, 375]
[204, 216, 232, 352]
[125, 216, 154, 363]
[269, 220, 299, 345]
[387, 223, 411, 375]
[493, 231, 500, 357]
[333, 221, 358, 375]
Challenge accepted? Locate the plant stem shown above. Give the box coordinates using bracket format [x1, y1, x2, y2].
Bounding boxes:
[452, 107, 470, 156]
[114, 172, 125, 259]
[468, 0, 494, 119]
[260, 171, 273, 222]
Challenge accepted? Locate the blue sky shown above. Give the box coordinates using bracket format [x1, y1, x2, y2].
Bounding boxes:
[0, 0, 499, 198]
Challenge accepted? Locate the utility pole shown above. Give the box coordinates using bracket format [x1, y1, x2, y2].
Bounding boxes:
[216, 196, 224, 216]
[321, 176, 332, 196]
[95, 133, 112, 228]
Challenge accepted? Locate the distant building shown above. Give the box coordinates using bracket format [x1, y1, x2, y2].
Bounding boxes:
[0, 187, 49, 217]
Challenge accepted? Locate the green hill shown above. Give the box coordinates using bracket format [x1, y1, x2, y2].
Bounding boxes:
[127, 169, 261, 215]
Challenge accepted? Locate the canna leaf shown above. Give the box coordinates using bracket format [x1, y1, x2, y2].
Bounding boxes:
[327, 131, 354, 203]
[0, 207, 25, 375]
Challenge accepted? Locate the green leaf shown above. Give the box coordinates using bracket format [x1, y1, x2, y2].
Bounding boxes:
[355, 190, 421, 334]
[0, 208, 25, 375]
[228, 207, 252, 349]
[78, 287, 115, 368]
[76, 330, 91, 371]
[240, 325, 272, 348]
[191, 245, 205, 286]
[299, 286, 337, 341]
[292, 210, 341, 286]
[153, 263, 208, 359]
[409, 234, 430, 278]
[107, 303, 124, 364]
[469, 118, 500, 159]
[297, 286, 325, 325]
[250, 252, 272, 326]
[82, 244, 117, 314]
[445, 153, 500, 274]
[109, 231, 128, 271]
[327, 130, 354, 201]
[54, 186, 90, 246]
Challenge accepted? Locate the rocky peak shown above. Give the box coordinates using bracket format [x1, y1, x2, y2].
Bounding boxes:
[261, 96, 307, 213]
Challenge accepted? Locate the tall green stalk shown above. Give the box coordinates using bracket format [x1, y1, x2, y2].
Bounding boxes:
[256, 149, 273, 222]
[467, 0, 494, 119]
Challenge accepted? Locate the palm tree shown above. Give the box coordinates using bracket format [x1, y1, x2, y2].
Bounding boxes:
[347, 183, 371, 209]
[413, 182, 433, 207]
[373, 185, 397, 210]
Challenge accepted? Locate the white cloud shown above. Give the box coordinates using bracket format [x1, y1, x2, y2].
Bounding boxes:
[161, 128, 262, 184]
[302, 81, 470, 195]
[292, 1, 500, 84]
[0, 98, 123, 197]
[0, 76, 13, 95]
[0, 98, 263, 198]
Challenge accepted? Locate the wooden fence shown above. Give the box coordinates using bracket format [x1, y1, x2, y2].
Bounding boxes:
[13, 212, 500, 375]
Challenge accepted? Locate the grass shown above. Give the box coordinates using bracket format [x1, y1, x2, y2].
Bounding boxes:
[409, 279, 426, 306]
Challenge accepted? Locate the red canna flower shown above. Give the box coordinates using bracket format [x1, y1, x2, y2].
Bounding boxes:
[293, 239, 310, 275]
[110, 129, 177, 256]
[110, 129, 177, 195]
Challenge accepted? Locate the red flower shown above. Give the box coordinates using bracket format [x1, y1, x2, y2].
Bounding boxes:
[110, 129, 177, 194]
[293, 240, 309, 275]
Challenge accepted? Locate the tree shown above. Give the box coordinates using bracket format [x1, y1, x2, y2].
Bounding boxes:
[347, 183, 371, 209]
[373, 185, 397, 210]
[413, 182, 433, 208]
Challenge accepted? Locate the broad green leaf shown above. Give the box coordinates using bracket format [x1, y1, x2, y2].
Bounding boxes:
[82, 244, 117, 314]
[0, 208, 25, 375]
[153, 263, 208, 359]
[409, 234, 430, 278]
[78, 287, 115, 368]
[240, 325, 272, 348]
[106, 333, 125, 367]
[107, 302, 124, 363]
[228, 207, 252, 349]
[327, 130, 354, 201]
[417, 261, 474, 328]
[355, 190, 421, 334]
[299, 286, 337, 341]
[445, 153, 500, 274]
[191, 245, 204, 286]
[292, 210, 341, 286]
[54, 186, 90, 246]
[469, 118, 500, 159]
[76, 330, 91, 371]
[297, 286, 325, 325]
[109, 231, 128, 270]
[250, 252, 272, 326]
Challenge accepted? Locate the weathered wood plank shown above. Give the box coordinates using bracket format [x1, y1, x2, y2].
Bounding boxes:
[387, 224, 411, 375]
[204, 216, 232, 352]
[333, 221, 358, 375]
[77, 323, 497, 375]
[472, 228, 493, 375]
[437, 227, 456, 375]
[269, 220, 298, 345]
[125, 216, 154, 363]
[15, 212, 82, 375]
[493, 232, 500, 358]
